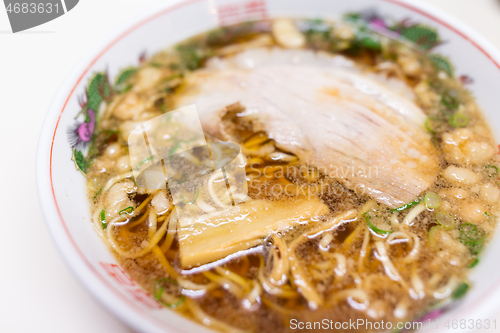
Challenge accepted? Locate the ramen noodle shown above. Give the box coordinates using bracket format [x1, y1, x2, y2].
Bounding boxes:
[74, 16, 500, 332]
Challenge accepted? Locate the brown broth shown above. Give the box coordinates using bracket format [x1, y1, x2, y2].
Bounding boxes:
[85, 18, 500, 332]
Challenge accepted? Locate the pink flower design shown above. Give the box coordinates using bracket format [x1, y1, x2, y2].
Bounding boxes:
[76, 109, 95, 142]
[68, 109, 96, 149]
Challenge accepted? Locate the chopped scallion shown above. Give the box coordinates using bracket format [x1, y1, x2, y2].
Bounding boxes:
[366, 215, 392, 236]
[468, 258, 479, 268]
[452, 282, 470, 299]
[119, 206, 134, 215]
[459, 223, 485, 255]
[154, 278, 185, 308]
[441, 90, 459, 110]
[424, 192, 441, 209]
[459, 223, 484, 243]
[169, 143, 180, 156]
[178, 174, 188, 184]
[425, 116, 441, 134]
[100, 209, 106, 229]
[93, 188, 103, 200]
[136, 156, 154, 170]
[181, 187, 200, 204]
[449, 114, 469, 127]
[435, 211, 454, 228]
[485, 164, 499, 178]
[390, 198, 421, 212]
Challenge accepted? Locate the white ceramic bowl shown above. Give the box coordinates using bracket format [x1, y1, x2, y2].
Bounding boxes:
[37, 0, 500, 332]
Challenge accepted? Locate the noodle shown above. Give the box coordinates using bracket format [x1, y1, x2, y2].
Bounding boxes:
[374, 242, 407, 288]
[242, 280, 263, 310]
[159, 211, 177, 253]
[127, 207, 150, 229]
[268, 235, 289, 286]
[202, 271, 245, 298]
[258, 256, 298, 298]
[82, 17, 499, 332]
[358, 225, 370, 272]
[152, 245, 178, 278]
[107, 211, 168, 259]
[403, 203, 426, 226]
[187, 299, 253, 333]
[214, 266, 251, 292]
[147, 209, 157, 239]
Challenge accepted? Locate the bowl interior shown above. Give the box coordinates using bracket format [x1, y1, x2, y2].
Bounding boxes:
[37, 0, 500, 332]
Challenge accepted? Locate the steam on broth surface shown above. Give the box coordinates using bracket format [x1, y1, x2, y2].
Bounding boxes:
[83, 17, 500, 332]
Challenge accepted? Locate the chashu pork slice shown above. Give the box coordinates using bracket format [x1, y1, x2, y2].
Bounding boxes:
[173, 48, 439, 208]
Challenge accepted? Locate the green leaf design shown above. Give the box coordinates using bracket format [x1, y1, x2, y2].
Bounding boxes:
[343, 13, 362, 23]
[401, 25, 439, 50]
[72, 149, 88, 175]
[359, 36, 381, 50]
[177, 44, 206, 71]
[429, 54, 454, 77]
[86, 73, 104, 111]
[115, 68, 137, 93]
[87, 73, 110, 112]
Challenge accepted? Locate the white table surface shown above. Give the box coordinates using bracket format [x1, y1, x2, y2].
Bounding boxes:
[1, 0, 500, 332]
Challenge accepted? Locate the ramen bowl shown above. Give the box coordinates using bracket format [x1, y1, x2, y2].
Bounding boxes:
[36, 0, 500, 332]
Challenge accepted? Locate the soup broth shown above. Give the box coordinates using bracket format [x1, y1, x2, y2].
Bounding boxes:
[80, 17, 500, 332]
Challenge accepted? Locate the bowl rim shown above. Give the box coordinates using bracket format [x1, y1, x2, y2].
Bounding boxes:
[36, 0, 500, 332]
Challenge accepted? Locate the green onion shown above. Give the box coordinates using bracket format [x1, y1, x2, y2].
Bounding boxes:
[169, 143, 180, 156]
[181, 187, 199, 204]
[136, 156, 154, 170]
[459, 223, 484, 243]
[485, 164, 499, 178]
[424, 192, 441, 209]
[468, 258, 479, 268]
[459, 223, 485, 255]
[178, 174, 188, 184]
[154, 278, 185, 308]
[93, 188, 103, 200]
[425, 116, 441, 134]
[366, 215, 392, 236]
[435, 211, 455, 228]
[452, 282, 470, 299]
[119, 206, 134, 215]
[468, 242, 484, 255]
[100, 209, 106, 229]
[390, 198, 421, 212]
[441, 91, 459, 110]
[449, 114, 469, 127]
